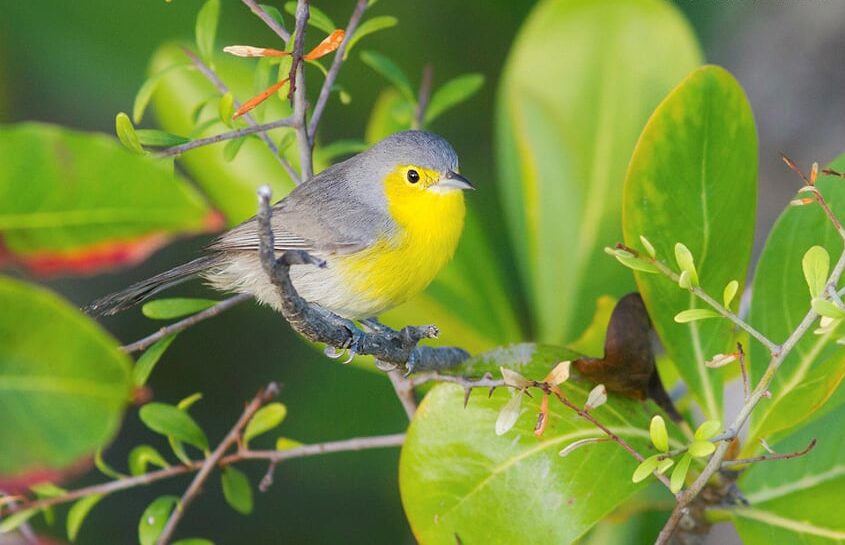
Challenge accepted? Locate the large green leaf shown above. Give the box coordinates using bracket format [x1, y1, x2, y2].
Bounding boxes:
[400, 344, 680, 544]
[0, 276, 132, 490]
[0, 123, 218, 275]
[746, 155, 845, 448]
[731, 404, 845, 544]
[623, 66, 758, 419]
[496, 0, 701, 343]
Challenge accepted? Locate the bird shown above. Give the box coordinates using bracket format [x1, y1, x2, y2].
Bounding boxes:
[86, 130, 474, 321]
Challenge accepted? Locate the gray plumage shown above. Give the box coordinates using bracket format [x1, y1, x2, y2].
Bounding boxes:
[85, 130, 463, 318]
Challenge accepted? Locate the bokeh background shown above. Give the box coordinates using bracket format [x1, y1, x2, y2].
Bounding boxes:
[2, 1, 844, 543]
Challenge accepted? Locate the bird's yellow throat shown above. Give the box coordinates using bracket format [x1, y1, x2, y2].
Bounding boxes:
[339, 165, 466, 315]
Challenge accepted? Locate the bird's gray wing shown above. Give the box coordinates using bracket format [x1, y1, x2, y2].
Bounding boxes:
[209, 163, 390, 256]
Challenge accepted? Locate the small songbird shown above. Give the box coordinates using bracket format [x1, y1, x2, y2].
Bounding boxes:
[86, 130, 474, 320]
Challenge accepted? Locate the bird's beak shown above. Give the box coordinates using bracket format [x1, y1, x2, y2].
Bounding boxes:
[437, 171, 475, 191]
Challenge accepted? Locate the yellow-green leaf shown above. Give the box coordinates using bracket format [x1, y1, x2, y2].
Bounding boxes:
[803, 245, 830, 298]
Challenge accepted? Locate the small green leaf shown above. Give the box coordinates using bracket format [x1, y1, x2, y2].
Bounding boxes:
[115, 112, 144, 154]
[67, 494, 104, 541]
[133, 64, 189, 124]
[223, 137, 247, 162]
[723, 280, 739, 309]
[640, 236, 656, 258]
[688, 440, 716, 457]
[135, 130, 191, 147]
[243, 403, 288, 447]
[133, 334, 178, 387]
[258, 4, 285, 26]
[604, 247, 658, 273]
[649, 415, 669, 452]
[678, 270, 692, 289]
[139, 403, 209, 451]
[674, 243, 700, 287]
[810, 297, 845, 319]
[424, 73, 485, 125]
[128, 445, 170, 476]
[0, 508, 38, 533]
[95, 448, 125, 479]
[360, 50, 415, 103]
[345, 16, 398, 59]
[221, 467, 253, 515]
[31, 483, 66, 497]
[142, 298, 219, 320]
[802, 245, 830, 298]
[670, 454, 692, 493]
[177, 392, 203, 411]
[674, 309, 721, 323]
[195, 0, 220, 63]
[283, 2, 335, 34]
[494, 391, 523, 436]
[656, 458, 674, 474]
[694, 420, 721, 441]
[275, 437, 303, 450]
[168, 436, 192, 466]
[218, 92, 234, 127]
[339, 89, 352, 105]
[139, 496, 179, 545]
[632, 454, 661, 483]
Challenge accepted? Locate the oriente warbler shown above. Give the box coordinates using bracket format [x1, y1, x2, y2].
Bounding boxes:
[87, 130, 474, 319]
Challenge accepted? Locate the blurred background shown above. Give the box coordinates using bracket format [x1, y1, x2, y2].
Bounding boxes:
[1, 0, 844, 543]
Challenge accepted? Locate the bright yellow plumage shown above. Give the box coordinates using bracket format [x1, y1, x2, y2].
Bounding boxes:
[337, 165, 466, 316]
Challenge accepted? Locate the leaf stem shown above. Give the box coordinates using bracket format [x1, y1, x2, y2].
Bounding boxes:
[720, 438, 816, 468]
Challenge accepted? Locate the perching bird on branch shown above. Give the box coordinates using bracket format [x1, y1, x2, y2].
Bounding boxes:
[86, 130, 474, 320]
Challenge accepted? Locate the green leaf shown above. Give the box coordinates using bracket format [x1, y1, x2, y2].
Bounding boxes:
[747, 155, 845, 448]
[258, 4, 284, 26]
[135, 129, 191, 147]
[139, 495, 178, 545]
[401, 344, 682, 544]
[811, 298, 845, 319]
[733, 405, 845, 544]
[195, 0, 220, 63]
[0, 277, 131, 489]
[802, 245, 830, 298]
[220, 467, 253, 515]
[30, 482, 66, 497]
[608, 250, 659, 274]
[243, 403, 287, 447]
[365, 88, 413, 143]
[218, 92, 234, 127]
[670, 454, 692, 494]
[674, 243, 699, 287]
[139, 403, 209, 451]
[222, 136, 247, 162]
[0, 123, 216, 275]
[275, 437, 303, 450]
[631, 454, 661, 483]
[95, 448, 125, 479]
[115, 112, 144, 154]
[359, 50, 415, 103]
[424, 73, 485, 125]
[723, 280, 739, 309]
[67, 493, 104, 541]
[687, 440, 715, 457]
[344, 16, 398, 59]
[128, 445, 170, 476]
[133, 334, 178, 387]
[673, 309, 721, 323]
[0, 508, 38, 533]
[623, 66, 758, 420]
[496, 0, 702, 344]
[177, 392, 203, 411]
[649, 416, 669, 452]
[694, 420, 721, 441]
[283, 2, 335, 34]
[133, 64, 189, 124]
[141, 298, 219, 320]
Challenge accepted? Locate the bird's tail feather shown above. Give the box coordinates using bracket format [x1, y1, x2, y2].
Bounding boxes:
[84, 256, 219, 316]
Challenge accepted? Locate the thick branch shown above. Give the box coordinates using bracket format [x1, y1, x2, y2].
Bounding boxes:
[255, 186, 469, 371]
[121, 294, 252, 353]
[241, 0, 291, 42]
[290, 0, 313, 180]
[156, 383, 280, 545]
[307, 0, 368, 144]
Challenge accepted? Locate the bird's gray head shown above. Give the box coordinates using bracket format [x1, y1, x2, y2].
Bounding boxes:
[358, 130, 474, 193]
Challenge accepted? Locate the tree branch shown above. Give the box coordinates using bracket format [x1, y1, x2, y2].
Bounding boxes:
[255, 186, 469, 371]
[241, 0, 291, 42]
[307, 0, 368, 145]
[413, 64, 434, 129]
[387, 369, 417, 420]
[156, 382, 281, 545]
[289, 0, 313, 180]
[181, 47, 301, 185]
[156, 118, 296, 157]
[121, 294, 253, 354]
[720, 438, 816, 468]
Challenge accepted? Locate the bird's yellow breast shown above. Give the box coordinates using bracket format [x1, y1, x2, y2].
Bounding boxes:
[336, 168, 466, 317]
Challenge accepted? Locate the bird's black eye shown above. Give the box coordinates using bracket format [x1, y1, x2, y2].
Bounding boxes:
[407, 169, 420, 183]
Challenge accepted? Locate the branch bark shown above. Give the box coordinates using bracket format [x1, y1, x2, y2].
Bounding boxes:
[241, 0, 291, 42]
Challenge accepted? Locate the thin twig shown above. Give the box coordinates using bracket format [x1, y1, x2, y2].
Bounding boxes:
[308, 0, 368, 145]
[156, 118, 296, 157]
[2, 433, 405, 516]
[156, 382, 280, 545]
[737, 342, 750, 403]
[387, 369, 417, 420]
[413, 63, 434, 129]
[181, 47, 300, 184]
[290, 0, 313, 180]
[720, 439, 816, 468]
[241, 0, 291, 42]
[121, 294, 253, 353]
